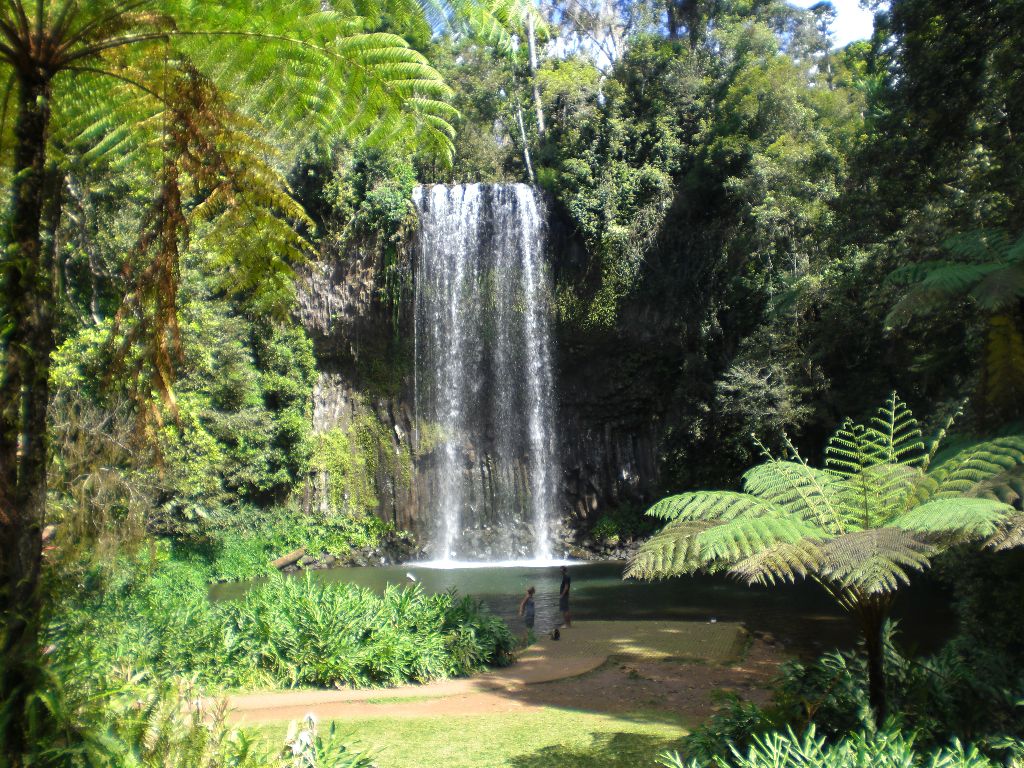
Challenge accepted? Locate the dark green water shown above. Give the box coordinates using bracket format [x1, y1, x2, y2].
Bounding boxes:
[209, 561, 954, 654]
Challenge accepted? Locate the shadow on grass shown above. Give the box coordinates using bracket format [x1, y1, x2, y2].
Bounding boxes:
[507, 730, 680, 768]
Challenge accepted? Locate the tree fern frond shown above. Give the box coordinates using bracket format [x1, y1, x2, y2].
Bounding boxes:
[866, 393, 926, 467]
[967, 464, 1024, 506]
[986, 514, 1024, 552]
[624, 521, 715, 580]
[972, 264, 1024, 313]
[728, 540, 826, 586]
[945, 228, 1019, 263]
[825, 419, 874, 478]
[817, 529, 933, 595]
[742, 461, 849, 534]
[694, 515, 826, 568]
[888, 498, 1013, 541]
[844, 463, 923, 528]
[643, 491, 785, 523]
[919, 435, 1024, 501]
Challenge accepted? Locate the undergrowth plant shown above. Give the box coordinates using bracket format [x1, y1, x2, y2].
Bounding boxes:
[628, 394, 1024, 723]
[14, 666, 375, 768]
[49, 562, 515, 691]
[660, 727, 1024, 768]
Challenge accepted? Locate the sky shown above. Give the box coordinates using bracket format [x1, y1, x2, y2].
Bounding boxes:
[788, 0, 877, 47]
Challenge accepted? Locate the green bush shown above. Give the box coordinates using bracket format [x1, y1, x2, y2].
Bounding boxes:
[204, 507, 393, 582]
[50, 558, 515, 692]
[6, 665, 374, 768]
[675, 623, 1024, 764]
[590, 505, 657, 547]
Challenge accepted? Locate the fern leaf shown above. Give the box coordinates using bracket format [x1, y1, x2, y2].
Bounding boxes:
[643, 491, 786, 523]
[817, 529, 933, 595]
[728, 540, 826, 586]
[920, 435, 1024, 500]
[695, 515, 826, 565]
[742, 461, 849, 534]
[624, 521, 714, 580]
[866, 393, 926, 467]
[889, 498, 1013, 541]
[843, 463, 923, 528]
[986, 514, 1024, 552]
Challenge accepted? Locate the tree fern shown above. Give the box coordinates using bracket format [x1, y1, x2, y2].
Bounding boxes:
[917, 435, 1024, 501]
[886, 228, 1024, 421]
[629, 393, 1024, 724]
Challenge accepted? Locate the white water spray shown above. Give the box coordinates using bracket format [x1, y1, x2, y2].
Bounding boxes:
[413, 184, 558, 561]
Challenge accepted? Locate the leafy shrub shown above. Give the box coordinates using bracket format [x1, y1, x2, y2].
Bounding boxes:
[49, 558, 515, 692]
[678, 693, 776, 766]
[590, 504, 658, 547]
[660, 727, 1024, 768]
[6, 665, 374, 768]
[204, 507, 393, 582]
[676, 623, 1024, 763]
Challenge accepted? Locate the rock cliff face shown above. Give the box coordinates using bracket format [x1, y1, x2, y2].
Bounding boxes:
[294, 242, 420, 533]
[295, 210, 677, 549]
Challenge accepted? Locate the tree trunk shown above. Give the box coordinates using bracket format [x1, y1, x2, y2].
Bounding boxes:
[526, 14, 546, 136]
[859, 600, 890, 726]
[514, 103, 535, 182]
[0, 69, 55, 763]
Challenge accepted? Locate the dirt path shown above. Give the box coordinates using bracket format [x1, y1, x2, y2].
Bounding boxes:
[225, 620, 784, 725]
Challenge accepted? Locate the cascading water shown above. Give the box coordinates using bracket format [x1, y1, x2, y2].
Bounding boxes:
[413, 184, 558, 562]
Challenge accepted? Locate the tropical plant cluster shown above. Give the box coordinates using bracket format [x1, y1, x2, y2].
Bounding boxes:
[18, 667, 375, 767]
[48, 555, 515, 691]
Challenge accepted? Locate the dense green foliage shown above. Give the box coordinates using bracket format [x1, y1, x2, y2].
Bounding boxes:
[418, 0, 1024, 497]
[49, 554, 514, 690]
[18, 668, 373, 767]
[661, 727, 1024, 768]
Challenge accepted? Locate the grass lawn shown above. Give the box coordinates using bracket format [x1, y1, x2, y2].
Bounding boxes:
[262, 709, 687, 768]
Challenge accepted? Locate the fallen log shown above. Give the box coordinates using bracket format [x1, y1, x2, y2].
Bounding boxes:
[270, 548, 305, 570]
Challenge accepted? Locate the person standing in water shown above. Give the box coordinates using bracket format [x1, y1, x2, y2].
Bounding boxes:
[559, 565, 572, 627]
[518, 586, 536, 635]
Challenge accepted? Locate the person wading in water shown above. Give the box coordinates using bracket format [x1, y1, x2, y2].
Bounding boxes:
[518, 586, 536, 636]
[559, 565, 572, 627]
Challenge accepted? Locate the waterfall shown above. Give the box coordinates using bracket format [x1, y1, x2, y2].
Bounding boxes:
[413, 184, 558, 562]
